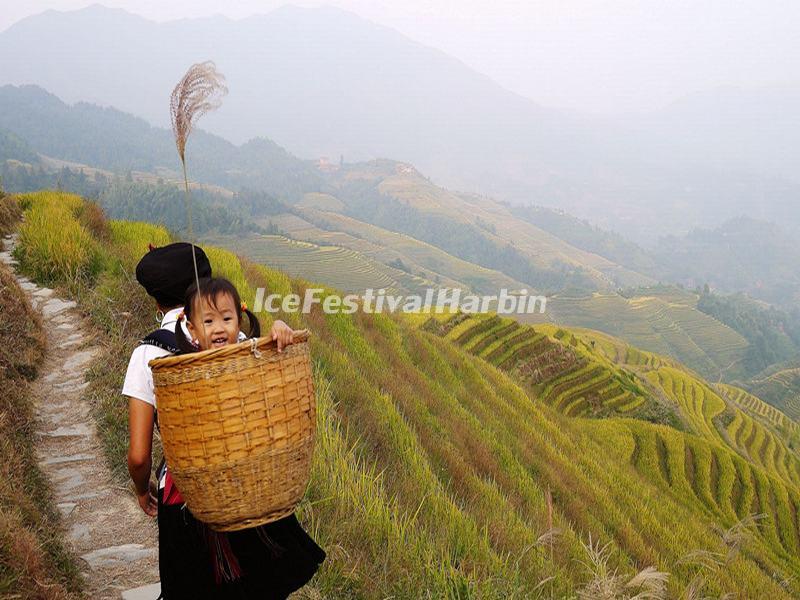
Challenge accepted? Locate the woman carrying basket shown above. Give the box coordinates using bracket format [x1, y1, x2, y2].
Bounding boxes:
[123, 242, 325, 599]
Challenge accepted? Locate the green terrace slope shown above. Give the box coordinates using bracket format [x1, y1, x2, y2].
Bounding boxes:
[524, 290, 750, 381]
[552, 325, 800, 489]
[423, 311, 800, 575]
[206, 233, 440, 296]
[270, 205, 528, 295]
[747, 364, 800, 423]
[323, 160, 655, 291]
[10, 190, 800, 599]
[716, 383, 800, 445]
[422, 313, 666, 422]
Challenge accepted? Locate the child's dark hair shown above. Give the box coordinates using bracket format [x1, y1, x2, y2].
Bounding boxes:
[175, 277, 261, 353]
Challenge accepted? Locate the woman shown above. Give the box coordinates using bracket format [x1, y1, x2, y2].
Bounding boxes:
[123, 242, 325, 599]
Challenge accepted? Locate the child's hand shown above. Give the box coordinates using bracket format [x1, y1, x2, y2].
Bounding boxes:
[270, 319, 295, 352]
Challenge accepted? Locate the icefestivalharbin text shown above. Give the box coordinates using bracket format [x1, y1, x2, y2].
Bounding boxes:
[251, 287, 547, 315]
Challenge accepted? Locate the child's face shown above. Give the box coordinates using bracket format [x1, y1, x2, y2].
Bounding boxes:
[186, 292, 240, 350]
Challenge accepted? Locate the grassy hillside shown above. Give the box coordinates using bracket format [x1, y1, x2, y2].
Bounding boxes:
[275, 206, 528, 294]
[422, 313, 672, 424]
[325, 161, 654, 292]
[0, 195, 81, 598]
[206, 232, 440, 296]
[0, 87, 652, 295]
[716, 383, 799, 448]
[523, 289, 750, 382]
[9, 190, 800, 599]
[424, 311, 800, 487]
[422, 310, 800, 585]
[747, 364, 800, 423]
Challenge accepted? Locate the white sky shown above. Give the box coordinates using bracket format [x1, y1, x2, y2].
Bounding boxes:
[2, 1, 799, 114]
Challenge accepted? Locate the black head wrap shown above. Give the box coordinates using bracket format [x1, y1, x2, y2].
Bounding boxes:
[135, 242, 212, 308]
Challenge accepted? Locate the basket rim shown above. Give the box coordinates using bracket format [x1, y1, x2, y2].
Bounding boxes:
[149, 328, 310, 370]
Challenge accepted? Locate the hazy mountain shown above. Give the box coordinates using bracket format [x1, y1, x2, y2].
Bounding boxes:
[641, 84, 800, 185]
[3, 4, 799, 242]
[0, 84, 321, 201]
[1, 84, 656, 291]
[655, 217, 800, 307]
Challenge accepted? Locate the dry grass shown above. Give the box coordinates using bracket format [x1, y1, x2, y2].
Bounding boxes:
[170, 61, 227, 163]
[0, 194, 22, 243]
[77, 200, 111, 242]
[576, 535, 668, 600]
[170, 61, 227, 299]
[0, 262, 82, 598]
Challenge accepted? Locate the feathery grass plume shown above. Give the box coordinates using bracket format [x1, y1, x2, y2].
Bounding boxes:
[718, 512, 764, 563]
[169, 61, 227, 326]
[170, 61, 228, 164]
[577, 534, 668, 600]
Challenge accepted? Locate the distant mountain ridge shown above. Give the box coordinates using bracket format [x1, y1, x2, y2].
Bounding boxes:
[0, 84, 322, 201]
[0, 84, 654, 292]
[2, 4, 799, 241]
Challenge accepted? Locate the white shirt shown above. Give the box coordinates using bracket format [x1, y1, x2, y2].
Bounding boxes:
[122, 307, 246, 488]
[122, 307, 187, 408]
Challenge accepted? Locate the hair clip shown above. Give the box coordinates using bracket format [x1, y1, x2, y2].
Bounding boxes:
[241, 302, 248, 312]
[177, 310, 185, 320]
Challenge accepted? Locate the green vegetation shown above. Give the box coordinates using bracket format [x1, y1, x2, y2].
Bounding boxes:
[11, 190, 800, 598]
[209, 233, 438, 296]
[507, 203, 660, 278]
[697, 291, 800, 374]
[716, 383, 799, 441]
[746, 364, 800, 423]
[0, 129, 38, 165]
[527, 289, 750, 381]
[424, 312, 670, 423]
[0, 195, 81, 598]
[655, 217, 800, 308]
[336, 176, 597, 292]
[425, 306, 800, 592]
[0, 85, 322, 201]
[276, 206, 527, 294]
[2, 159, 281, 236]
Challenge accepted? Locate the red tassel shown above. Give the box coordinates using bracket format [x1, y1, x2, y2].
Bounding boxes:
[202, 527, 242, 584]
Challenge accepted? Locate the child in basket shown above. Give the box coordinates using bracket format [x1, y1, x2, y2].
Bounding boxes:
[164, 276, 326, 599]
[174, 277, 261, 353]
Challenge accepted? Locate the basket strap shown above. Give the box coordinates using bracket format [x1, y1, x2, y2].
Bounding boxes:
[140, 329, 181, 434]
[140, 329, 180, 354]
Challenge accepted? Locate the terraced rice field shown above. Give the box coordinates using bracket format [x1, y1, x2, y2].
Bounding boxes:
[429, 313, 651, 419]
[646, 367, 727, 442]
[205, 233, 436, 295]
[426, 308, 800, 581]
[748, 367, 800, 423]
[285, 208, 528, 294]
[717, 383, 799, 438]
[522, 291, 749, 381]
[16, 190, 800, 598]
[645, 369, 800, 491]
[612, 420, 800, 562]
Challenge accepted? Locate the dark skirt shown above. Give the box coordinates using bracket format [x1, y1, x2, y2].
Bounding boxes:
[157, 488, 326, 600]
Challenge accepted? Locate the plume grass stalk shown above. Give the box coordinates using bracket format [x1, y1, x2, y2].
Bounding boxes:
[169, 60, 227, 332]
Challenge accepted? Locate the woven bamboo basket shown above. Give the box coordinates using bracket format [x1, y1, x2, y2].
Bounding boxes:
[149, 330, 315, 531]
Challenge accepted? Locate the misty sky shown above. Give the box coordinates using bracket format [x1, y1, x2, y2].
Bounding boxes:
[2, 1, 799, 114]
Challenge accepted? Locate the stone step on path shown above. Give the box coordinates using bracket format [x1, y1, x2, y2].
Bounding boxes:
[1, 234, 160, 599]
[122, 583, 162, 600]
